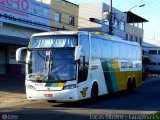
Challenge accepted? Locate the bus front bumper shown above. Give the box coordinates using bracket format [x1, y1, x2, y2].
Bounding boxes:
[26, 88, 79, 102]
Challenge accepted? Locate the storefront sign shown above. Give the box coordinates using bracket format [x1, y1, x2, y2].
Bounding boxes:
[0, 0, 51, 31]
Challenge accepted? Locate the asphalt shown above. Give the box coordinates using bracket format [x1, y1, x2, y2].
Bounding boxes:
[0, 76, 160, 120]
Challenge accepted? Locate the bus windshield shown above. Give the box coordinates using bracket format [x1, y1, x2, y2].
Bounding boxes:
[27, 49, 76, 81]
[29, 35, 77, 48]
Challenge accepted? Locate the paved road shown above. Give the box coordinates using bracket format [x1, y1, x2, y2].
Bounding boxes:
[0, 77, 160, 120]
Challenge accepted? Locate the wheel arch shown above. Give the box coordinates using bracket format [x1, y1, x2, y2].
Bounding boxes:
[91, 81, 99, 96]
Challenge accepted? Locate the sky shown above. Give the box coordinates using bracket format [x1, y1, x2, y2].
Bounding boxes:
[68, 0, 160, 42]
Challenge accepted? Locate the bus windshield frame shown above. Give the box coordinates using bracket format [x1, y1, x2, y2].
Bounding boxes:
[26, 35, 78, 82]
[29, 35, 77, 49]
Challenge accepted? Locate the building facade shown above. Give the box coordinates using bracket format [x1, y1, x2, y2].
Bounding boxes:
[50, 0, 79, 31]
[78, 2, 127, 39]
[125, 12, 148, 45]
[0, 0, 51, 77]
[37, 0, 79, 31]
[78, 2, 148, 45]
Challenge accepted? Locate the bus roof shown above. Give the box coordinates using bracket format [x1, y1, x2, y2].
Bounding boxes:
[90, 33, 140, 47]
[31, 31, 140, 47]
[32, 31, 80, 37]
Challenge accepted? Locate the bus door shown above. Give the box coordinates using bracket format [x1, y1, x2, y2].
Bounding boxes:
[77, 35, 90, 99]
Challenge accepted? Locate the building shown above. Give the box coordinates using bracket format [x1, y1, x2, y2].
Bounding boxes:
[78, 2, 127, 39]
[78, 2, 148, 46]
[0, 0, 51, 77]
[50, 0, 79, 31]
[125, 12, 148, 45]
[37, 0, 79, 31]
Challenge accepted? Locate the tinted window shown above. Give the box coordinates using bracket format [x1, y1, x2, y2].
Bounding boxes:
[78, 35, 89, 83]
[149, 50, 157, 54]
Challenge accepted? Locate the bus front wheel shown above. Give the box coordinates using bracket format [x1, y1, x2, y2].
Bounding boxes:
[90, 83, 98, 103]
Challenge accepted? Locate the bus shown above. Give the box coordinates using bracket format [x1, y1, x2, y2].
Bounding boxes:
[143, 48, 160, 73]
[16, 31, 142, 102]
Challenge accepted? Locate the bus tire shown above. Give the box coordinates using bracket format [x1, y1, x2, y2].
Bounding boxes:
[47, 100, 56, 103]
[132, 77, 136, 90]
[127, 78, 132, 93]
[90, 82, 98, 103]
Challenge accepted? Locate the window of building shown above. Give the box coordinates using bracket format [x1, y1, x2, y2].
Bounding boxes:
[120, 21, 125, 31]
[114, 18, 119, 29]
[126, 34, 128, 41]
[158, 50, 160, 54]
[149, 50, 157, 54]
[69, 16, 74, 25]
[55, 12, 61, 22]
[135, 36, 138, 42]
[130, 35, 133, 41]
[139, 38, 142, 45]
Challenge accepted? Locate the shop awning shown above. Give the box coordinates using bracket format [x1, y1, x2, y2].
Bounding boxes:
[0, 35, 29, 46]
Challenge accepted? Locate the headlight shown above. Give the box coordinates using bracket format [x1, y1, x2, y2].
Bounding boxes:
[26, 84, 36, 90]
[63, 84, 77, 90]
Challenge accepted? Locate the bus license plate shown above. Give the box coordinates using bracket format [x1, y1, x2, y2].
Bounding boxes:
[44, 94, 53, 97]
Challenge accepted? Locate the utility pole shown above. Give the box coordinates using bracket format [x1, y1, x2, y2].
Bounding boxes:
[108, 0, 113, 35]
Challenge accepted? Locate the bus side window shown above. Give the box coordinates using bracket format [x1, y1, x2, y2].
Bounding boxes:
[78, 35, 89, 83]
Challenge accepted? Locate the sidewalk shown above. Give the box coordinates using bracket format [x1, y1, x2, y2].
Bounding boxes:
[0, 76, 160, 108]
[0, 92, 29, 108]
[0, 77, 36, 108]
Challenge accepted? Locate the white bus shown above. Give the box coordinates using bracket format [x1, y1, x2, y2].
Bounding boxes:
[143, 48, 160, 73]
[16, 31, 142, 102]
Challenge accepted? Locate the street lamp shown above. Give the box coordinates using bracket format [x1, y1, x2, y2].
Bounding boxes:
[128, 4, 145, 12]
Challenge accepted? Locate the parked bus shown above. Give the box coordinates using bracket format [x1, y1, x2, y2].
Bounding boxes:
[16, 31, 142, 102]
[143, 48, 160, 73]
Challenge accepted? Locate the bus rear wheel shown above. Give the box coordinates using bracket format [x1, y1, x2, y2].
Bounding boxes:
[127, 78, 132, 93]
[47, 100, 56, 103]
[132, 77, 136, 90]
[127, 77, 136, 93]
[90, 83, 98, 103]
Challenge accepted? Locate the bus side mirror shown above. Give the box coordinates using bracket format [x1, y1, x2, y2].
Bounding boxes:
[75, 46, 82, 61]
[16, 47, 27, 63]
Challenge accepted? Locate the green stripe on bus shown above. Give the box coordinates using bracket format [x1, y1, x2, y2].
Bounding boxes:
[109, 60, 118, 92]
[45, 83, 52, 87]
[45, 83, 58, 87]
[101, 60, 114, 93]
